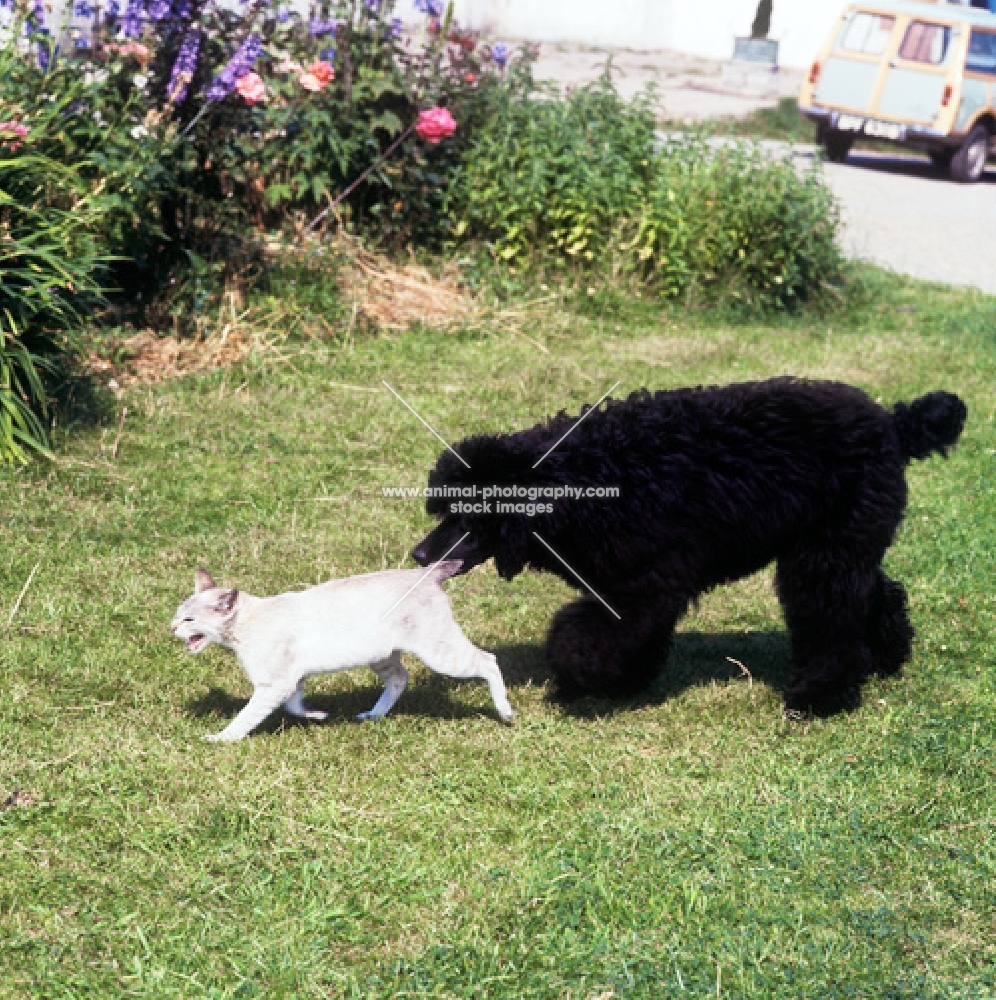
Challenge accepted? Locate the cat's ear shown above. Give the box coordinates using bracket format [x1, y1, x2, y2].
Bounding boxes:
[195, 568, 216, 593]
[215, 589, 239, 615]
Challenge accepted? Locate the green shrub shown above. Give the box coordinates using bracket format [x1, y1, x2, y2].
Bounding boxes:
[447, 80, 843, 311]
[635, 139, 843, 311]
[0, 143, 107, 463]
[446, 73, 658, 263]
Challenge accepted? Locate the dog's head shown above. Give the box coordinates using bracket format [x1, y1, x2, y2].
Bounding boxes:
[411, 434, 533, 579]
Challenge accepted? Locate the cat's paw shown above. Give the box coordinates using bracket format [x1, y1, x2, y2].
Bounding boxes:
[303, 709, 329, 722]
[356, 710, 386, 723]
[203, 731, 238, 743]
[497, 708, 515, 725]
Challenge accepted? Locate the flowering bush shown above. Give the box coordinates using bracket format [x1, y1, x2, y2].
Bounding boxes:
[1, 0, 523, 315]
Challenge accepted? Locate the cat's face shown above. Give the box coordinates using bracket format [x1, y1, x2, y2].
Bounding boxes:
[171, 568, 239, 653]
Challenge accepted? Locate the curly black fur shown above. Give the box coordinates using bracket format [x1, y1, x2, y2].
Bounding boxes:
[412, 378, 966, 714]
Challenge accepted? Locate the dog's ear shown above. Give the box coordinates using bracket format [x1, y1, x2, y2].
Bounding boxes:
[494, 519, 529, 580]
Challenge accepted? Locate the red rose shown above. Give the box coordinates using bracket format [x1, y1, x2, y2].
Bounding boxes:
[415, 106, 457, 144]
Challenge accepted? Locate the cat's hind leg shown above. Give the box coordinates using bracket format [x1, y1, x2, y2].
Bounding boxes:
[357, 651, 409, 722]
[283, 684, 329, 722]
[407, 626, 514, 723]
[205, 682, 297, 742]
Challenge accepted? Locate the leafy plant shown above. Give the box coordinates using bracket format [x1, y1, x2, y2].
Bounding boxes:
[447, 80, 843, 311]
[0, 144, 106, 463]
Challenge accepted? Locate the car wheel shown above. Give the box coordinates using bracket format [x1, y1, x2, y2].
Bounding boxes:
[820, 129, 853, 163]
[949, 125, 989, 183]
[928, 149, 953, 172]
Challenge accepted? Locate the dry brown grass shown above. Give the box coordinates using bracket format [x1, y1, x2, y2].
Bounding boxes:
[332, 233, 476, 332]
[90, 235, 561, 386]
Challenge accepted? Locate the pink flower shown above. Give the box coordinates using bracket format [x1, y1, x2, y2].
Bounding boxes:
[235, 72, 266, 105]
[298, 60, 334, 92]
[0, 121, 28, 150]
[277, 57, 303, 74]
[122, 42, 150, 63]
[415, 106, 457, 144]
[106, 41, 150, 63]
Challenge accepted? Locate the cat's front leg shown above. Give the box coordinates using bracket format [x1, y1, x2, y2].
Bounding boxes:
[357, 652, 409, 721]
[204, 683, 297, 742]
[283, 686, 329, 722]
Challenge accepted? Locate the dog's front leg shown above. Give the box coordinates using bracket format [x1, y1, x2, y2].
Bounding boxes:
[205, 683, 297, 742]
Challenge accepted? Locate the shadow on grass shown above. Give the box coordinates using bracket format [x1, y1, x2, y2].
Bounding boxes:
[496, 628, 794, 719]
[185, 629, 794, 733]
[186, 677, 493, 735]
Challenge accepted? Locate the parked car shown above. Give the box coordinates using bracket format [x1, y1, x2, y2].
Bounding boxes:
[798, 0, 996, 181]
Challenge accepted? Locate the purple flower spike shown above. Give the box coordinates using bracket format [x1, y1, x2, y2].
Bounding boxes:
[320, 46, 335, 61]
[206, 33, 262, 101]
[167, 28, 200, 103]
[147, 0, 169, 19]
[106, 0, 120, 17]
[308, 17, 336, 36]
[122, 0, 143, 36]
[276, 4, 289, 22]
[491, 41, 508, 66]
[414, 0, 443, 15]
[74, 0, 92, 16]
[388, 16, 402, 37]
[363, 0, 379, 10]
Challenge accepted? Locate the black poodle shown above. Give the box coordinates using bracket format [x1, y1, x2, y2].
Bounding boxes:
[412, 378, 966, 714]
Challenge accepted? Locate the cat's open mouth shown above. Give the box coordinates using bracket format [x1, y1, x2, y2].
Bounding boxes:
[186, 634, 207, 653]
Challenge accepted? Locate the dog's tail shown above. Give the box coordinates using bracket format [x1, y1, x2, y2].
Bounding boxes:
[423, 559, 464, 583]
[893, 391, 967, 462]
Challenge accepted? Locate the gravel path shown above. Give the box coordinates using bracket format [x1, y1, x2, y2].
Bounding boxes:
[536, 46, 996, 295]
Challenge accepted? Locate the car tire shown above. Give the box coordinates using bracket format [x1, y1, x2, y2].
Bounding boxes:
[949, 125, 989, 183]
[820, 129, 853, 163]
[928, 149, 953, 172]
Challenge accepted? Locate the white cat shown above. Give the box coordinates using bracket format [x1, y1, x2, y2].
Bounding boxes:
[171, 563, 514, 742]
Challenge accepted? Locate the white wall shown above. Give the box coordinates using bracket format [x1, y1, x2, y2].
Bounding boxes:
[420, 0, 848, 68]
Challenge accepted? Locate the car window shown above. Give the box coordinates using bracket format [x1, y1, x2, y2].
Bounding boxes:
[838, 12, 896, 54]
[967, 30, 996, 74]
[899, 22, 952, 65]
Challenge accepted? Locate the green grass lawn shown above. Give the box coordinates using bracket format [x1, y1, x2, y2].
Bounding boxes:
[2, 268, 996, 999]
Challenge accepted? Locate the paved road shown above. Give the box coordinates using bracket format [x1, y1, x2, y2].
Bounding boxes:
[535, 46, 996, 294]
[819, 152, 996, 294]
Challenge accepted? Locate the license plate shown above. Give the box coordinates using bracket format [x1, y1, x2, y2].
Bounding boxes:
[833, 114, 907, 142]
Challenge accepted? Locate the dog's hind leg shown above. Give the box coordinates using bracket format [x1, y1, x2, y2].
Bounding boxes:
[776, 548, 879, 715]
[866, 571, 914, 678]
[406, 627, 514, 722]
[546, 595, 684, 699]
[357, 651, 410, 721]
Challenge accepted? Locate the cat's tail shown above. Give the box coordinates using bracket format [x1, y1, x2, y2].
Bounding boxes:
[423, 559, 464, 583]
